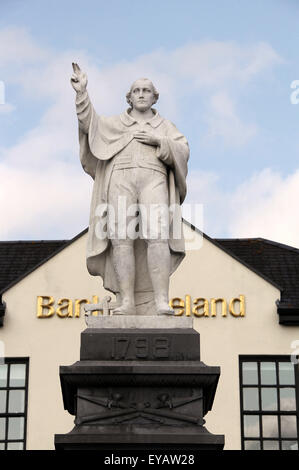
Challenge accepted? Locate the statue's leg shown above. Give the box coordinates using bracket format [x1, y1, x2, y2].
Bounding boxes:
[108, 168, 137, 315]
[146, 240, 174, 316]
[111, 240, 136, 315]
[139, 169, 174, 316]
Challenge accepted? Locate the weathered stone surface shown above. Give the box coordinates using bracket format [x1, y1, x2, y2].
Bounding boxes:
[80, 326, 199, 361]
[85, 314, 193, 329]
[71, 64, 189, 316]
[55, 425, 224, 451]
[55, 327, 224, 450]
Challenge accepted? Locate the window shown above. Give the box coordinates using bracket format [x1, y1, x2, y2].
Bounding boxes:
[0, 358, 29, 450]
[239, 356, 299, 450]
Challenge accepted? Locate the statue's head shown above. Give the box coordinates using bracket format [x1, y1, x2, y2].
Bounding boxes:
[126, 78, 159, 111]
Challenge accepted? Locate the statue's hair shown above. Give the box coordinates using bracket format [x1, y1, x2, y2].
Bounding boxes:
[126, 78, 159, 107]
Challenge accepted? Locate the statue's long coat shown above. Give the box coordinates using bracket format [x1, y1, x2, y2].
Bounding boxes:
[79, 105, 189, 302]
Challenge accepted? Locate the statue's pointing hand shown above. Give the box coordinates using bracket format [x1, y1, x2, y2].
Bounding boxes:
[71, 62, 88, 93]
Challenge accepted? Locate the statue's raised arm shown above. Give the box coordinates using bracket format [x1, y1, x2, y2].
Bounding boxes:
[70, 63, 88, 94]
[71, 62, 92, 136]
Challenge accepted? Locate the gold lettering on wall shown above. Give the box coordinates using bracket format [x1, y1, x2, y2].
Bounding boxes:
[74, 296, 100, 317]
[169, 297, 185, 316]
[210, 298, 227, 317]
[74, 299, 89, 318]
[192, 298, 209, 317]
[229, 295, 245, 317]
[36, 294, 246, 318]
[56, 298, 73, 318]
[37, 296, 55, 318]
[185, 295, 192, 317]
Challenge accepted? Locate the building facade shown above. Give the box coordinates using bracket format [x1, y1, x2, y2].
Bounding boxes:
[0, 222, 298, 450]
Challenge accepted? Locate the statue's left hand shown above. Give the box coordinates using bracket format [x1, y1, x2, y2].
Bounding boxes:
[133, 131, 161, 147]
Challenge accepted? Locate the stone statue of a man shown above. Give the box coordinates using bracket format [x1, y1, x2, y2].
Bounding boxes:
[71, 63, 189, 316]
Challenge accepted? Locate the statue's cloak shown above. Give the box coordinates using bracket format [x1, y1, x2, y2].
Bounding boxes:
[79, 107, 189, 302]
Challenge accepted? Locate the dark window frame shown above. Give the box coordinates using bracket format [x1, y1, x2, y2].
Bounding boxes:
[0, 357, 29, 450]
[239, 355, 299, 451]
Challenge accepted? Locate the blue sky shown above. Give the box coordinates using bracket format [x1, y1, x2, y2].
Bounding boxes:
[1, 0, 299, 245]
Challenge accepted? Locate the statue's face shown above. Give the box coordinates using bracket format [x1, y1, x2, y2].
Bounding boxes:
[129, 79, 155, 112]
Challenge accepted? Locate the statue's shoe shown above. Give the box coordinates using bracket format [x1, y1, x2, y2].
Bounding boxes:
[157, 307, 175, 316]
[112, 305, 136, 315]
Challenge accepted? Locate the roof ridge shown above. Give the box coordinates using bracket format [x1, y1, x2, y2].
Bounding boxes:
[0, 229, 88, 295]
[215, 237, 261, 241]
[216, 237, 299, 254]
[0, 240, 69, 244]
[183, 221, 282, 291]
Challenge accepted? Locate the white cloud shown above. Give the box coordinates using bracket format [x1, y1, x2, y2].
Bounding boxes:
[0, 28, 283, 239]
[186, 168, 299, 249]
[163, 40, 282, 87]
[0, 103, 15, 114]
[204, 92, 257, 146]
[0, 27, 47, 66]
[230, 169, 299, 247]
[184, 170, 230, 235]
[0, 162, 91, 239]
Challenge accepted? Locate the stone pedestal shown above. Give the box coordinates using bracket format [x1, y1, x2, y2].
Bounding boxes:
[54, 316, 224, 450]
